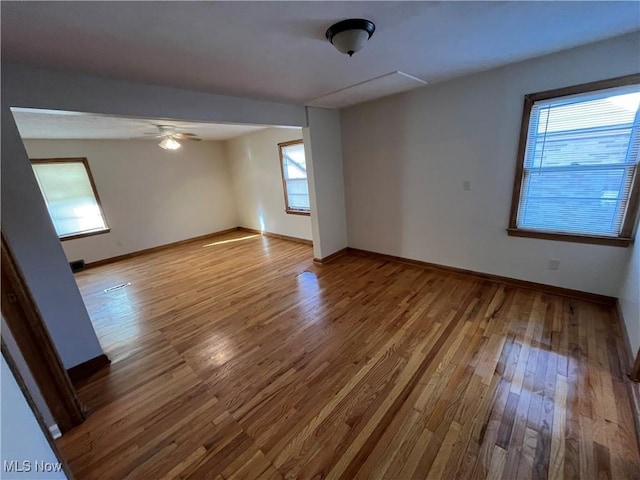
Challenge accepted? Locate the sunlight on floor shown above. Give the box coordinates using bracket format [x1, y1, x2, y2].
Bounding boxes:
[202, 234, 260, 247]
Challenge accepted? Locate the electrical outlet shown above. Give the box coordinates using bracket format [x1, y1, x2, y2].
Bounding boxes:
[548, 259, 560, 270]
[463, 181, 471, 191]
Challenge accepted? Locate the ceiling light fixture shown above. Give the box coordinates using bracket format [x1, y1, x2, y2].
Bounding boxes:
[326, 19, 375, 57]
[159, 137, 181, 150]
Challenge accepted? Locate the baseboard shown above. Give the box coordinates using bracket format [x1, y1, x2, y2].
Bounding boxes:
[237, 227, 313, 245]
[628, 380, 640, 451]
[613, 301, 640, 450]
[49, 423, 62, 440]
[84, 227, 240, 268]
[346, 247, 616, 306]
[615, 300, 639, 381]
[313, 248, 348, 264]
[67, 354, 110, 384]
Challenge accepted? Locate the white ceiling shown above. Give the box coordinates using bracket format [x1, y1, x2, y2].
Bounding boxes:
[2, 2, 639, 108]
[11, 109, 271, 141]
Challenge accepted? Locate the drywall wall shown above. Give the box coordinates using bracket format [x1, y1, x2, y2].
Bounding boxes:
[23, 139, 237, 263]
[3, 63, 306, 128]
[1, 355, 68, 479]
[226, 127, 312, 240]
[619, 231, 640, 357]
[341, 32, 640, 296]
[304, 107, 348, 260]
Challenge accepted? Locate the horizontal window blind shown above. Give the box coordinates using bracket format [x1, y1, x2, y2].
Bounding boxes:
[517, 84, 640, 237]
[281, 143, 310, 211]
[32, 161, 108, 238]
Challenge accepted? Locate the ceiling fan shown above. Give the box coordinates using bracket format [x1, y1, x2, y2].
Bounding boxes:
[144, 125, 201, 150]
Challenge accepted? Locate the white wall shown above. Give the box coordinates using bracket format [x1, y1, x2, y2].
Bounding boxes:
[1, 355, 67, 479]
[226, 128, 312, 240]
[341, 32, 640, 297]
[619, 233, 640, 357]
[304, 107, 348, 260]
[23, 139, 237, 263]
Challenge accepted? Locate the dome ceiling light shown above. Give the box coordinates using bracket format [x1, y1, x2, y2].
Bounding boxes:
[325, 19, 376, 57]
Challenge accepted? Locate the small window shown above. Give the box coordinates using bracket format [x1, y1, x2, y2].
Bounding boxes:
[278, 139, 310, 215]
[508, 75, 640, 247]
[31, 158, 110, 241]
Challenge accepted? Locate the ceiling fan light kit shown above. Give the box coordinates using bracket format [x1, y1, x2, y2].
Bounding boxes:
[159, 137, 181, 150]
[326, 19, 375, 57]
[148, 124, 201, 150]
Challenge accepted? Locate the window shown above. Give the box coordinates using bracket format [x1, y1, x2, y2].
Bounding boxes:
[508, 75, 640, 246]
[278, 139, 310, 215]
[31, 158, 110, 241]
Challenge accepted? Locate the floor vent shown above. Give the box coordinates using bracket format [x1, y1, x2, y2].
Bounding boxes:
[104, 283, 131, 293]
[69, 259, 85, 272]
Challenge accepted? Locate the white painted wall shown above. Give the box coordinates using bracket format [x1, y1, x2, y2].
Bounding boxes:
[341, 33, 640, 297]
[304, 107, 348, 259]
[226, 128, 311, 240]
[1, 355, 67, 479]
[23, 139, 237, 263]
[619, 233, 640, 357]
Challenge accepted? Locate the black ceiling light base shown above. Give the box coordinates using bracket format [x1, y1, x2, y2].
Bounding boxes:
[325, 19, 376, 57]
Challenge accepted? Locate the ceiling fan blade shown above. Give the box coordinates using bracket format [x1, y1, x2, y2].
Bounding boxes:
[185, 137, 202, 142]
[173, 133, 197, 139]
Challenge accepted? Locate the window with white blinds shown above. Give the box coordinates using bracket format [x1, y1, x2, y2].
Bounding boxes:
[510, 77, 640, 245]
[31, 158, 109, 240]
[278, 140, 310, 215]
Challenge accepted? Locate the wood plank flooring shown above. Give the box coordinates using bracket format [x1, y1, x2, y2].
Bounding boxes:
[57, 231, 640, 479]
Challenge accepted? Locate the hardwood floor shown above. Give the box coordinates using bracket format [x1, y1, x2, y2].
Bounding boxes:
[57, 231, 640, 479]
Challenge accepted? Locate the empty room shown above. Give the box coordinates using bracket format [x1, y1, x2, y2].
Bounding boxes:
[1, 2, 639, 480]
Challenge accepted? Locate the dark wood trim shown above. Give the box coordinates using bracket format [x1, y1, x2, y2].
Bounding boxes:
[238, 226, 313, 245]
[313, 248, 348, 264]
[621, 164, 640, 238]
[60, 228, 111, 242]
[613, 301, 640, 452]
[506, 228, 633, 247]
[277, 139, 311, 216]
[31, 157, 111, 242]
[633, 350, 640, 383]
[1, 234, 85, 433]
[286, 209, 311, 216]
[615, 300, 640, 382]
[67, 354, 111, 384]
[526, 73, 640, 103]
[84, 227, 241, 268]
[1, 342, 75, 479]
[508, 74, 640, 244]
[508, 92, 534, 229]
[346, 247, 616, 306]
[616, 301, 636, 370]
[628, 379, 640, 455]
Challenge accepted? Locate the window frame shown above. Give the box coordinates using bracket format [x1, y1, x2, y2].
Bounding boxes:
[31, 157, 111, 241]
[278, 139, 311, 216]
[507, 74, 640, 247]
